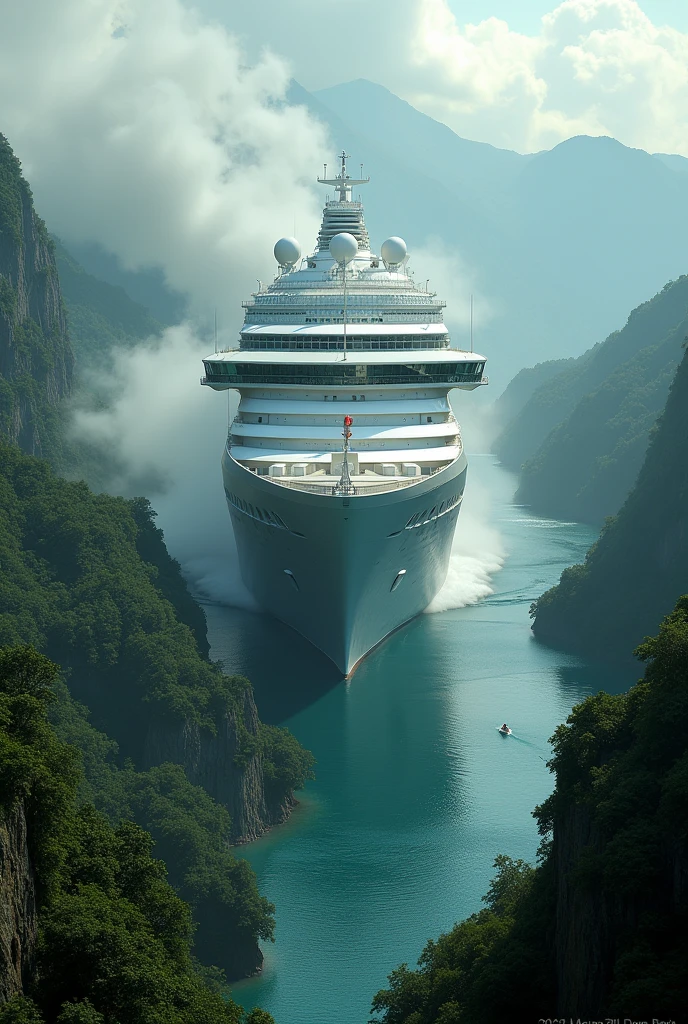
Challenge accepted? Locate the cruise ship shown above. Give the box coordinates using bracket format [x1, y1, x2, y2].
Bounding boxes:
[201, 154, 488, 675]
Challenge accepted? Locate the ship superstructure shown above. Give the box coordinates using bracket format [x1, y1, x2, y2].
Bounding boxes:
[202, 153, 487, 674]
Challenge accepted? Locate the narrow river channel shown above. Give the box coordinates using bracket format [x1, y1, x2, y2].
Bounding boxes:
[205, 455, 630, 1024]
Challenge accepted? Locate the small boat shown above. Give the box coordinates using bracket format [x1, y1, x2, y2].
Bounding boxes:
[497, 725, 512, 735]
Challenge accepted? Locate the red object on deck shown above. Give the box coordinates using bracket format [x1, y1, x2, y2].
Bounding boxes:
[344, 415, 353, 427]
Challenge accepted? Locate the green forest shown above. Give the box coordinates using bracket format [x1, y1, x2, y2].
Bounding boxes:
[0, 645, 275, 1024]
[0, 130, 318, 1018]
[531, 345, 688, 660]
[0, 440, 314, 983]
[370, 597, 688, 1021]
[493, 275, 688, 523]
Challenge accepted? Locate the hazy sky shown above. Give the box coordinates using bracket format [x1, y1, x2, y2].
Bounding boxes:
[196, 0, 688, 155]
[0, 0, 683, 570]
[447, 0, 688, 33]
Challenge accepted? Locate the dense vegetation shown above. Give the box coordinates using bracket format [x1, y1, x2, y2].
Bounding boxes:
[0, 439, 314, 979]
[0, 438, 230, 742]
[491, 356, 574, 437]
[493, 275, 688, 522]
[0, 129, 314, 1007]
[0, 645, 275, 1024]
[48, 681, 280, 979]
[370, 598, 688, 1022]
[531, 346, 688, 660]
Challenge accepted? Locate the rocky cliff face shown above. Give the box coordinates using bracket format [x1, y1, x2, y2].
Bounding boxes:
[532, 346, 688, 659]
[0, 134, 73, 455]
[0, 803, 36, 1003]
[494, 275, 688, 523]
[551, 790, 688, 1015]
[143, 686, 291, 843]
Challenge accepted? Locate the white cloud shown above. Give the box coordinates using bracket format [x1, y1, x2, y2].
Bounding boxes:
[0, 0, 329, 320]
[0, 0, 335, 595]
[70, 323, 257, 606]
[193, 0, 688, 156]
[409, 0, 688, 153]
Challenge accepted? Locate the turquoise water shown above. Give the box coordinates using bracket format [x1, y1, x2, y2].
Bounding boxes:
[205, 456, 631, 1024]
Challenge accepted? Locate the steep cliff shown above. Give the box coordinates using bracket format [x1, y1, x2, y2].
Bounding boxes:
[143, 680, 294, 843]
[0, 441, 312, 840]
[493, 275, 688, 522]
[491, 356, 575, 437]
[0, 440, 314, 979]
[540, 609, 688, 1015]
[0, 135, 73, 457]
[0, 804, 36, 1003]
[49, 682, 279, 983]
[531, 346, 688, 659]
[0, 645, 260, 1022]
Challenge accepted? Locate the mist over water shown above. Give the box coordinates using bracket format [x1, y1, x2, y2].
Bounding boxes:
[69, 317, 505, 619]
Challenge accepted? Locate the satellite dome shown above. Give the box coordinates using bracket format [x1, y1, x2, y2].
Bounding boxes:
[274, 237, 301, 267]
[329, 232, 358, 264]
[381, 236, 407, 266]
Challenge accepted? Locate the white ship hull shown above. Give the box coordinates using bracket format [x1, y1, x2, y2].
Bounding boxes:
[202, 154, 488, 677]
[223, 449, 467, 674]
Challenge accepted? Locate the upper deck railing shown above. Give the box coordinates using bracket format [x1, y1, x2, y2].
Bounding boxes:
[256, 277, 422, 293]
[244, 294, 444, 307]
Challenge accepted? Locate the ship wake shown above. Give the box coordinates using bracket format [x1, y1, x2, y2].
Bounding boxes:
[425, 484, 505, 613]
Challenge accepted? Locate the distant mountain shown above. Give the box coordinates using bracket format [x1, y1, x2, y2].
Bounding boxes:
[492, 357, 575, 435]
[38, 79, 688, 390]
[313, 78, 529, 199]
[54, 237, 162, 367]
[301, 80, 688, 386]
[61, 237, 187, 326]
[492, 275, 688, 522]
[288, 79, 500, 283]
[531, 344, 688, 660]
[653, 152, 688, 174]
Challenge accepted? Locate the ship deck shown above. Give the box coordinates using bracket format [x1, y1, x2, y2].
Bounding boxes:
[266, 469, 434, 495]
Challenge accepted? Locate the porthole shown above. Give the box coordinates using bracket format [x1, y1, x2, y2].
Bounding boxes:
[390, 569, 407, 592]
[283, 569, 299, 591]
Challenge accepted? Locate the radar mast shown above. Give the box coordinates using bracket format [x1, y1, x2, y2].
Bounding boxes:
[318, 151, 370, 203]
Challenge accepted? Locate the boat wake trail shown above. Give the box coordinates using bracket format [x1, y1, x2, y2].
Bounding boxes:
[425, 482, 505, 613]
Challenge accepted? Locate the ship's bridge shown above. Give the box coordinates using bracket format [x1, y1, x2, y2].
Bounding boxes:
[201, 151, 487, 494]
[202, 348, 486, 389]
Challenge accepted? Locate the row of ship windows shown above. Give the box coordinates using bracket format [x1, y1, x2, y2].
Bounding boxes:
[224, 489, 289, 531]
[244, 408, 442, 418]
[239, 339, 449, 351]
[208, 362, 485, 378]
[404, 492, 463, 529]
[226, 486, 462, 540]
[303, 317, 384, 323]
